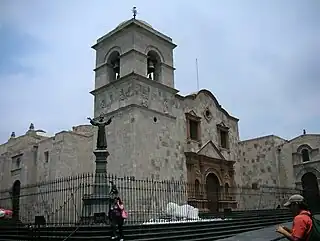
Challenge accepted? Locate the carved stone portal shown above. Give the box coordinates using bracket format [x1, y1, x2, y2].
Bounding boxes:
[186, 152, 237, 212]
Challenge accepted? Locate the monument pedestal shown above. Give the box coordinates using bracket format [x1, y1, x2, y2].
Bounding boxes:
[81, 150, 115, 224]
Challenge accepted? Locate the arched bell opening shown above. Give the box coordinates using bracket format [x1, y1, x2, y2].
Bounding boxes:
[107, 51, 120, 80]
[147, 51, 161, 81]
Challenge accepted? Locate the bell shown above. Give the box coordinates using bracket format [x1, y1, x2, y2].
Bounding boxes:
[147, 60, 155, 73]
[113, 62, 119, 71]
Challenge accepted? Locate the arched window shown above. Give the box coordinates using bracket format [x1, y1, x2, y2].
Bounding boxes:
[107, 51, 120, 80]
[147, 51, 161, 81]
[301, 149, 310, 162]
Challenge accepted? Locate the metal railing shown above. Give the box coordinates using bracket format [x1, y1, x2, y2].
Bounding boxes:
[0, 173, 301, 225]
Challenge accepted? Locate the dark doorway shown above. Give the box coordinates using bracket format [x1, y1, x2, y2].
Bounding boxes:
[301, 172, 320, 212]
[195, 179, 200, 198]
[11, 180, 21, 220]
[206, 173, 220, 213]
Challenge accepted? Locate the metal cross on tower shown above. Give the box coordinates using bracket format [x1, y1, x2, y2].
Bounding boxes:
[132, 6, 137, 19]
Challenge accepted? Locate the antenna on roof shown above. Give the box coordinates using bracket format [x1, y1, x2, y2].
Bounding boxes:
[196, 58, 200, 91]
[132, 6, 137, 19]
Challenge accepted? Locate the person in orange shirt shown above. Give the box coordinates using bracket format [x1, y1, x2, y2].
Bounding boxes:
[276, 194, 312, 241]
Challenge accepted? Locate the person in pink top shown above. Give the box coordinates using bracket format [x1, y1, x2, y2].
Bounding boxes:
[110, 197, 125, 241]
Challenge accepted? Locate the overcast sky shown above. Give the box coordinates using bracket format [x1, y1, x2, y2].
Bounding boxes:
[0, 0, 319, 144]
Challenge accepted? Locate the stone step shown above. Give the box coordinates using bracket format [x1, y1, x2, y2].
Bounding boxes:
[0, 213, 292, 233]
[0, 214, 292, 241]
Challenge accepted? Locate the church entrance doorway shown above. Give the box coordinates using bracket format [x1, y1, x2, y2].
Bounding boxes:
[206, 173, 220, 213]
[301, 172, 320, 212]
[11, 180, 21, 220]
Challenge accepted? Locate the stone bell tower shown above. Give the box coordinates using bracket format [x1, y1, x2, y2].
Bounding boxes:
[92, 18, 176, 92]
[90, 15, 186, 182]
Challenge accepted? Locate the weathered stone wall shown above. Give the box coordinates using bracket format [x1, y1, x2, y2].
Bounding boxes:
[179, 91, 239, 163]
[98, 107, 137, 177]
[93, 73, 178, 119]
[238, 135, 289, 209]
[0, 133, 41, 191]
[235, 186, 298, 210]
[278, 134, 320, 188]
[132, 107, 186, 181]
[36, 129, 95, 183]
[239, 135, 287, 188]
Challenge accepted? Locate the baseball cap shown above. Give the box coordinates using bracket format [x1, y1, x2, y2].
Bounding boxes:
[284, 194, 304, 207]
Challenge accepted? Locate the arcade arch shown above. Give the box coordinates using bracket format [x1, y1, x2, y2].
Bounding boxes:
[11, 180, 21, 220]
[300, 172, 320, 212]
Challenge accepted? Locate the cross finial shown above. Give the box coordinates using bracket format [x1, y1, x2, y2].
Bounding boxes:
[132, 6, 137, 19]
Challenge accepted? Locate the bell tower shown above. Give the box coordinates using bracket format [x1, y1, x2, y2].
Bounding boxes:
[90, 14, 182, 181]
[92, 17, 177, 91]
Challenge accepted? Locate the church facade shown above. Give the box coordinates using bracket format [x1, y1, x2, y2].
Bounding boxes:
[0, 18, 319, 214]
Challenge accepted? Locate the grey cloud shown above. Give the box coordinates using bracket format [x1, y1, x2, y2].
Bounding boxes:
[0, 0, 319, 143]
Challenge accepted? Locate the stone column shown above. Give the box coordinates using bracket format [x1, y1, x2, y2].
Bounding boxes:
[93, 150, 110, 195]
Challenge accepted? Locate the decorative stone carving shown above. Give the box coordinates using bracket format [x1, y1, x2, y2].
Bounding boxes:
[224, 172, 230, 181]
[203, 107, 212, 122]
[100, 99, 106, 108]
[163, 99, 168, 113]
[141, 97, 149, 108]
[117, 85, 131, 101]
[135, 83, 150, 97]
[119, 89, 126, 101]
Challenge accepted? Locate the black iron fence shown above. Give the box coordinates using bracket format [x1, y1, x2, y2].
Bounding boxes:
[0, 173, 301, 225]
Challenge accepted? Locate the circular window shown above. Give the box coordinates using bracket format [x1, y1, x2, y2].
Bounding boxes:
[153, 117, 157, 123]
[205, 109, 211, 118]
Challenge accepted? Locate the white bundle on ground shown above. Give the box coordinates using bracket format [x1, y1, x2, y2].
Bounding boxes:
[165, 202, 199, 220]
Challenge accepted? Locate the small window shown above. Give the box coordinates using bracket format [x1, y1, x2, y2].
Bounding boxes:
[252, 183, 258, 190]
[301, 149, 310, 162]
[220, 129, 228, 149]
[189, 120, 200, 141]
[186, 112, 201, 141]
[44, 151, 49, 163]
[12, 155, 22, 170]
[16, 157, 21, 169]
